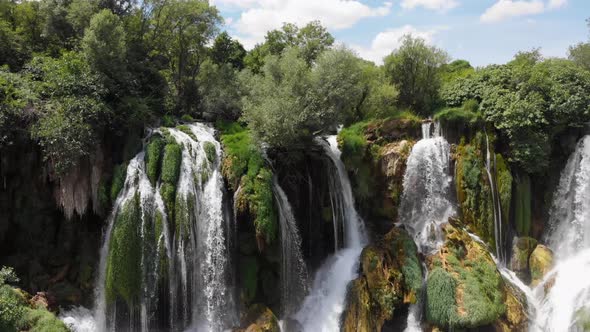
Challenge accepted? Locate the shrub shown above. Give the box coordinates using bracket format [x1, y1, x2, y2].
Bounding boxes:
[426, 268, 457, 327]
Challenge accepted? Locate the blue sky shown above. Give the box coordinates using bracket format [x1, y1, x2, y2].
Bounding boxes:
[210, 0, 589, 66]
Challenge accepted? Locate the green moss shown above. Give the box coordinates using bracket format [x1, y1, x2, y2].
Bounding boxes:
[514, 173, 531, 236]
[161, 143, 182, 185]
[240, 256, 259, 303]
[25, 308, 68, 332]
[160, 183, 176, 220]
[162, 114, 175, 127]
[496, 154, 512, 225]
[250, 168, 278, 243]
[105, 195, 142, 306]
[426, 268, 457, 327]
[98, 179, 110, 210]
[395, 232, 422, 300]
[146, 136, 165, 185]
[180, 114, 194, 122]
[204, 141, 217, 164]
[455, 136, 495, 245]
[176, 124, 198, 141]
[174, 194, 195, 241]
[110, 163, 127, 202]
[219, 122, 278, 245]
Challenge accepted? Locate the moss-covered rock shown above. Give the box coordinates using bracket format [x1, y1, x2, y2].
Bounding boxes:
[145, 135, 164, 185]
[161, 143, 182, 185]
[342, 227, 421, 331]
[529, 244, 554, 287]
[509, 237, 537, 283]
[240, 304, 280, 332]
[454, 134, 496, 246]
[204, 141, 217, 164]
[341, 278, 376, 332]
[105, 195, 142, 306]
[514, 173, 532, 236]
[425, 224, 506, 329]
[110, 162, 127, 202]
[239, 256, 259, 304]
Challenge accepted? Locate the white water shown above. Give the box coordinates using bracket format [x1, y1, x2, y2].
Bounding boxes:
[294, 135, 367, 331]
[273, 179, 309, 316]
[60, 307, 97, 332]
[399, 122, 454, 253]
[73, 123, 235, 332]
[534, 135, 590, 332]
[484, 131, 505, 263]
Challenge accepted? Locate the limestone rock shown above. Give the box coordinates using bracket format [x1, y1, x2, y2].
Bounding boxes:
[529, 244, 554, 287]
[509, 236, 537, 283]
[240, 304, 280, 332]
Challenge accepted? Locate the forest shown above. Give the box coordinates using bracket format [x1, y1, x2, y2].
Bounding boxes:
[1, 0, 590, 331]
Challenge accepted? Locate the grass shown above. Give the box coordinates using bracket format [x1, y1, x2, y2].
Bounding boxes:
[426, 268, 457, 327]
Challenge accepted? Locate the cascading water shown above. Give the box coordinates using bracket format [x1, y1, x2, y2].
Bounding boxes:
[399, 122, 454, 253]
[293, 135, 367, 331]
[534, 135, 590, 331]
[397, 122, 454, 332]
[484, 131, 506, 263]
[82, 123, 236, 332]
[272, 179, 309, 316]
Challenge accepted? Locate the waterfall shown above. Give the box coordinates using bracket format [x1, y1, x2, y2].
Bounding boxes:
[293, 135, 367, 331]
[88, 123, 236, 332]
[534, 135, 590, 331]
[272, 179, 309, 316]
[399, 122, 454, 253]
[484, 131, 505, 263]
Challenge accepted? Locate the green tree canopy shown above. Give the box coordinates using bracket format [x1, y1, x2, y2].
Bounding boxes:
[384, 35, 449, 116]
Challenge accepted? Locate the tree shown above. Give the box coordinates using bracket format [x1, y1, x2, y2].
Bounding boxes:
[148, 0, 221, 114]
[82, 9, 127, 87]
[210, 31, 246, 70]
[197, 59, 242, 120]
[384, 35, 449, 116]
[568, 42, 590, 71]
[67, 0, 100, 38]
[242, 47, 362, 147]
[244, 21, 334, 72]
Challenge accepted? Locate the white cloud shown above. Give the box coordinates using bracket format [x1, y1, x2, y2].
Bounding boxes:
[352, 25, 445, 64]
[480, 0, 567, 23]
[212, 0, 393, 49]
[400, 0, 459, 11]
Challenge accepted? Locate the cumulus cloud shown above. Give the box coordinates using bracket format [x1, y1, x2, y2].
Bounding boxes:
[480, 0, 567, 23]
[211, 0, 392, 49]
[352, 25, 445, 65]
[400, 0, 459, 11]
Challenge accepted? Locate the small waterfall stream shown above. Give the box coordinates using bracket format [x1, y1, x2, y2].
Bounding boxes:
[399, 122, 454, 253]
[534, 135, 590, 331]
[293, 135, 367, 331]
[484, 131, 505, 263]
[272, 179, 309, 316]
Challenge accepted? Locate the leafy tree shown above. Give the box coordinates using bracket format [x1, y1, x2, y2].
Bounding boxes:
[244, 21, 334, 72]
[82, 9, 127, 88]
[568, 42, 590, 71]
[66, 0, 100, 38]
[210, 31, 246, 69]
[242, 47, 362, 147]
[197, 59, 242, 119]
[384, 35, 449, 116]
[99, 0, 136, 16]
[147, 0, 221, 114]
[357, 62, 399, 119]
[0, 19, 27, 70]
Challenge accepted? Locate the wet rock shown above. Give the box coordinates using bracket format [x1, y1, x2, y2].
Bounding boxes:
[509, 236, 537, 283]
[529, 244, 554, 287]
[48, 281, 81, 305]
[342, 227, 421, 332]
[240, 304, 280, 332]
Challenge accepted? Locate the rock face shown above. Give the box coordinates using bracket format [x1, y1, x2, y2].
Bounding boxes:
[529, 244, 554, 286]
[342, 227, 422, 332]
[509, 237, 538, 283]
[425, 225, 527, 330]
[237, 304, 280, 332]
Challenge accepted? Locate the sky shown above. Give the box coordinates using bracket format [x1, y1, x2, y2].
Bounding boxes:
[209, 0, 590, 66]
